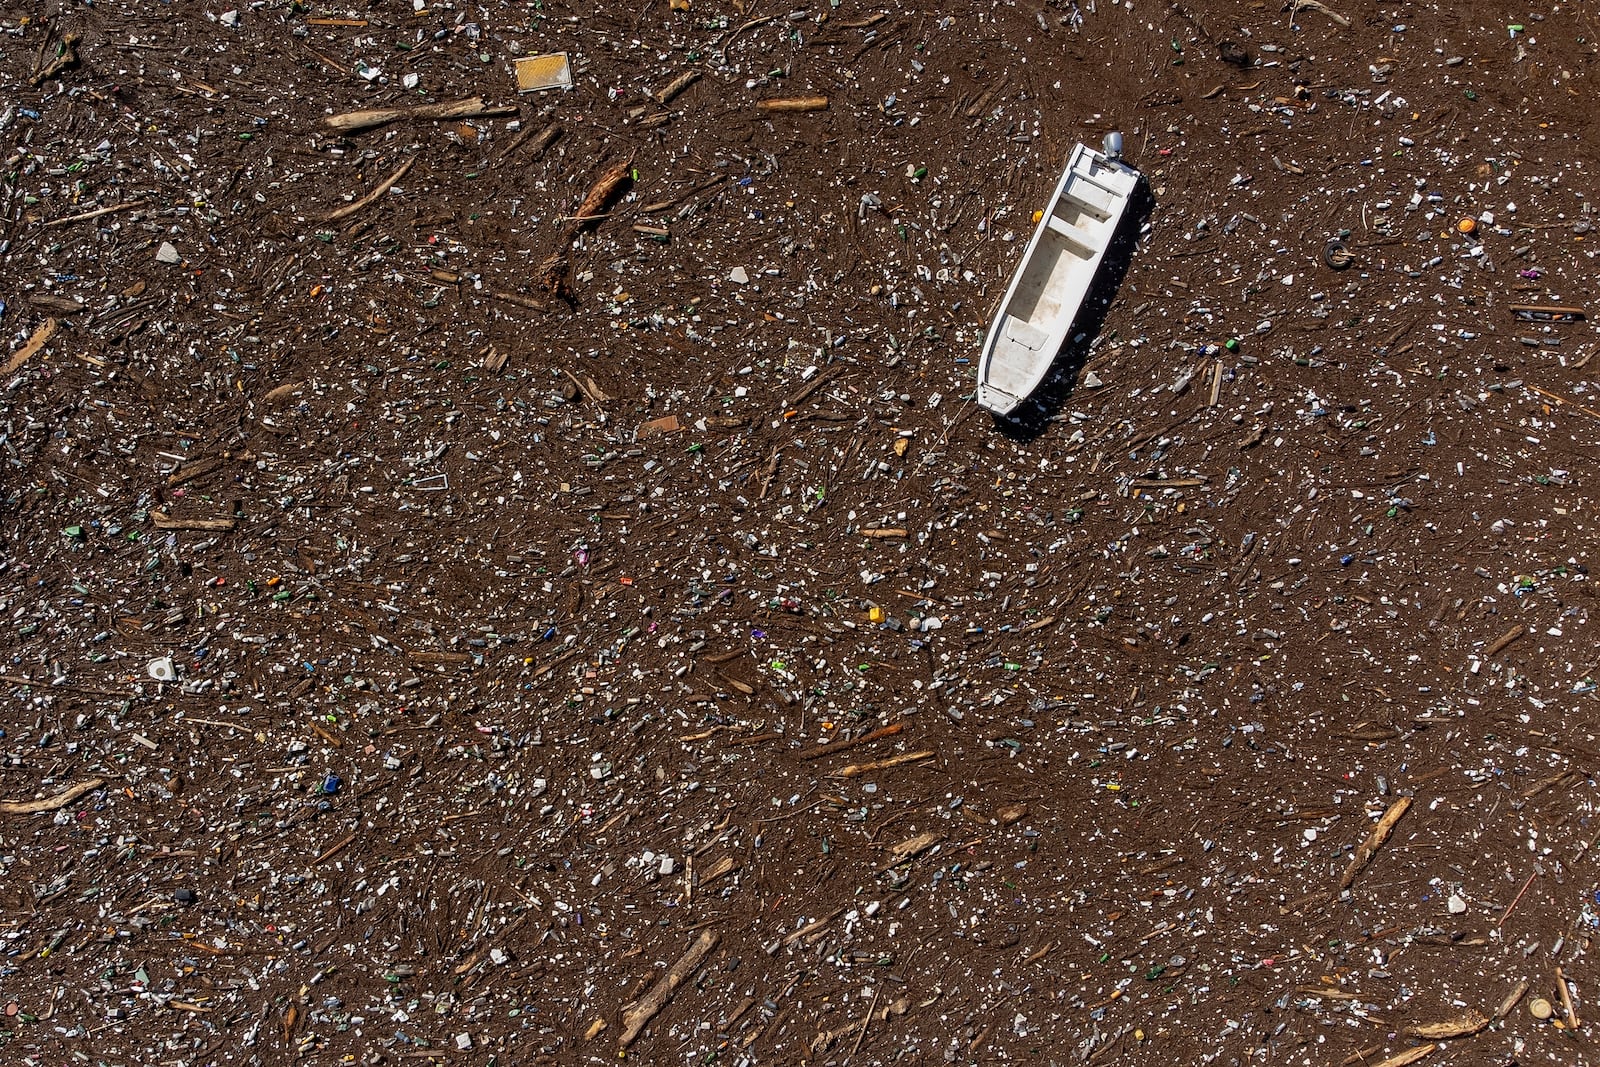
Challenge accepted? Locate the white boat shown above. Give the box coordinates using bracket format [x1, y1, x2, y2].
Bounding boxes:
[976, 139, 1139, 415]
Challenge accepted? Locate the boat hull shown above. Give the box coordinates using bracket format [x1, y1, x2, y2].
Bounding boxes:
[976, 143, 1139, 415]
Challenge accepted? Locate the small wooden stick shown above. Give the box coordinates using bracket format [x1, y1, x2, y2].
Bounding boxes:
[1526, 384, 1600, 424]
[149, 510, 237, 532]
[778, 907, 845, 949]
[1556, 966, 1581, 1028]
[1483, 624, 1526, 659]
[758, 449, 781, 500]
[568, 158, 634, 234]
[849, 985, 882, 1059]
[883, 831, 944, 867]
[798, 721, 903, 761]
[0, 675, 130, 698]
[1509, 303, 1585, 321]
[858, 528, 908, 539]
[42, 200, 148, 229]
[1339, 796, 1411, 890]
[640, 173, 726, 214]
[499, 122, 562, 163]
[561, 369, 609, 404]
[757, 95, 830, 113]
[490, 289, 546, 312]
[314, 833, 356, 865]
[0, 778, 106, 816]
[1496, 979, 1530, 1019]
[1290, 0, 1352, 28]
[656, 70, 701, 105]
[1368, 1045, 1435, 1067]
[1405, 1009, 1488, 1040]
[717, 14, 780, 61]
[831, 750, 936, 779]
[1497, 870, 1539, 928]
[786, 368, 838, 408]
[698, 856, 740, 886]
[323, 156, 415, 222]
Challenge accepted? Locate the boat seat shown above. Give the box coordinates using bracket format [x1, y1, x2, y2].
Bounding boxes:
[1071, 162, 1126, 197]
[1061, 177, 1116, 220]
[1045, 215, 1097, 257]
[1004, 316, 1051, 353]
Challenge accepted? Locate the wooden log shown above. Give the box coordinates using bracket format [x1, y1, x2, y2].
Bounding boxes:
[618, 931, 720, 1048]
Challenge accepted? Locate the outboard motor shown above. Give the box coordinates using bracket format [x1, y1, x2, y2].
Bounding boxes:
[1102, 131, 1124, 162]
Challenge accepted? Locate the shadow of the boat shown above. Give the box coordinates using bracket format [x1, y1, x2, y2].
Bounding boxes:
[993, 179, 1157, 443]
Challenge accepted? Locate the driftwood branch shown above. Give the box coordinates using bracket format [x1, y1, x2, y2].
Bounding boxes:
[30, 33, 79, 85]
[323, 156, 415, 222]
[0, 778, 105, 816]
[1339, 796, 1411, 890]
[1483, 624, 1525, 659]
[618, 930, 720, 1048]
[830, 750, 936, 778]
[539, 158, 635, 301]
[149, 509, 237, 532]
[3, 318, 59, 375]
[321, 96, 515, 135]
[43, 200, 148, 229]
[798, 721, 903, 761]
[1368, 1045, 1435, 1067]
[1290, 0, 1352, 28]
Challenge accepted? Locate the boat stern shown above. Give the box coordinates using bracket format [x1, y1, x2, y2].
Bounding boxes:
[977, 383, 1023, 416]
